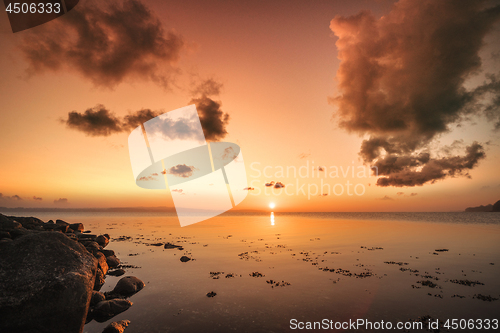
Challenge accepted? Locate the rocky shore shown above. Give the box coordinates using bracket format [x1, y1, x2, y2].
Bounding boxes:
[0, 213, 144, 333]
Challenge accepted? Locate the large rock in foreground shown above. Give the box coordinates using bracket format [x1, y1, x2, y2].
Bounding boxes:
[0, 232, 97, 333]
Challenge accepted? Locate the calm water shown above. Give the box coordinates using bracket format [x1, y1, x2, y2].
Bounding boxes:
[3, 211, 500, 332]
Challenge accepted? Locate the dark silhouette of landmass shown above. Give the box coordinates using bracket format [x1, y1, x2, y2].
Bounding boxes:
[465, 200, 500, 212]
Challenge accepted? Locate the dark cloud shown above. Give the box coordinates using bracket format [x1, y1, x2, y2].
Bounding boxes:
[54, 198, 68, 204]
[167, 164, 196, 178]
[190, 96, 230, 141]
[274, 182, 285, 189]
[376, 142, 485, 187]
[330, 0, 500, 187]
[0, 193, 23, 201]
[243, 187, 255, 191]
[265, 181, 275, 187]
[65, 105, 122, 136]
[33, 196, 43, 201]
[318, 166, 325, 172]
[20, 0, 183, 89]
[122, 109, 160, 131]
[191, 78, 223, 97]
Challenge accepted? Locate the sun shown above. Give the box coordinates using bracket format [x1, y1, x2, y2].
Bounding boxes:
[269, 202, 275, 209]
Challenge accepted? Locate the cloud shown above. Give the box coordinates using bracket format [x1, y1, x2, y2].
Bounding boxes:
[243, 187, 255, 191]
[378, 195, 394, 201]
[191, 78, 223, 97]
[138, 175, 157, 181]
[319, 193, 328, 196]
[172, 189, 183, 193]
[0, 193, 23, 201]
[20, 0, 183, 89]
[122, 109, 160, 131]
[330, 0, 500, 187]
[145, 113, 205, 142]
[190, 96, 230, 141]
[54, 198, 68, 204]
[410, 193, 418, 196]
[265, 181, 275, 187]
[274, 182, 285, 188]
[65, 105, 122, 136]
[396, 192, 404, 196]
[33, 196, 43, 201]
[167, 164, 196, 178]
[318, 166, 325, 172]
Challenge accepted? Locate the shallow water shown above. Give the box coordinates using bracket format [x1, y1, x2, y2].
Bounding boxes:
[4, 212, 500, 332]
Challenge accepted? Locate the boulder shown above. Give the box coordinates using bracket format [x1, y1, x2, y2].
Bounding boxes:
[493, 200, 500, 212]
[94, 268, 106, 291]
[90, 291, 106, 306]
[0, 232, 97, 333]
[107, 268, 125, 277]
[70, 223, 85, 232]
[8, 216, 44, 230]
[93, 299, 132, 322]
[0, 231, 11, 239]
[100, 249, 115, 257]
[106, 255, 121, 268]
[111, 276, 145, 297]
[94, 251, 109, 275]
[102, 320, 131, 333]
[0, 215, 21, 231]
[96, 235, 109, 248]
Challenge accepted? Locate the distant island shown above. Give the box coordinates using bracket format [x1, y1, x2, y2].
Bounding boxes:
[465, 200, 500, 212]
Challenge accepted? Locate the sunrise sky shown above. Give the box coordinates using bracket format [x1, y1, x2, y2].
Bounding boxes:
[1, 0, 499, 212]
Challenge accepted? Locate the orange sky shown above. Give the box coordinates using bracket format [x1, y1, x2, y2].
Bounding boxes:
[0, 0, 499, 212]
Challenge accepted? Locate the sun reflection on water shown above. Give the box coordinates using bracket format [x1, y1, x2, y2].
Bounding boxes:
[270, 212, 275, 225]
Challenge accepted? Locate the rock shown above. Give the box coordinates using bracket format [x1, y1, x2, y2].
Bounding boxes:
[180, 256, 191, 262]
[70, 223, 85, 232]
[56, 219, 69, 226]
[94, 268, 106, 291]
[111, 276, 145, 297]
[94, 251, 109, 275]
[90, 291, 106, 306]
[106, 255, 121, 268]
[0, 232, 97, 333]
[107, 269, 125, 277]
[93, 299, 132, 323]
[0, 215, 21, 231]
[0, 231, 11, 239]
[206, 291, 217, 297]
[77, 233, 97, 241]
[8, 227, 32, 239]
[100, 249, 115, 257]
[96, 235, 109, 248]
[8, 216, 45, 230]
[102, 320, 131, 333]
[164, 242, 183, 250]
[493, 200, 500, 212]
[84, 241, 102, 251]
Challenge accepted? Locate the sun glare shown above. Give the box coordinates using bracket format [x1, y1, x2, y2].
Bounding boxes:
[269, 202, 275, 209]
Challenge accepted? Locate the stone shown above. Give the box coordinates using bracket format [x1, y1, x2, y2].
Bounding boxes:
[0, 214, 21, 231]
[70, 223, 85, 232]
[8, 216, 44, 230]
[107, 269, 125, 277]
[94, 251, 109, 275]
[90, 291, 106, 306]
[56, 219, 69, 226]
[180, 256, 191, 262]
[0, 232, 97, 333]
[102, 320, 131, 333]
[93, 299, 132, 323]
[96, 235, 109, 248]
[106, 255, 121, 268]
[111, 276, 145, 297]
[0, 231, 11, 239]
[100, 249, 115, 257]
[94, 268, 106, 291]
